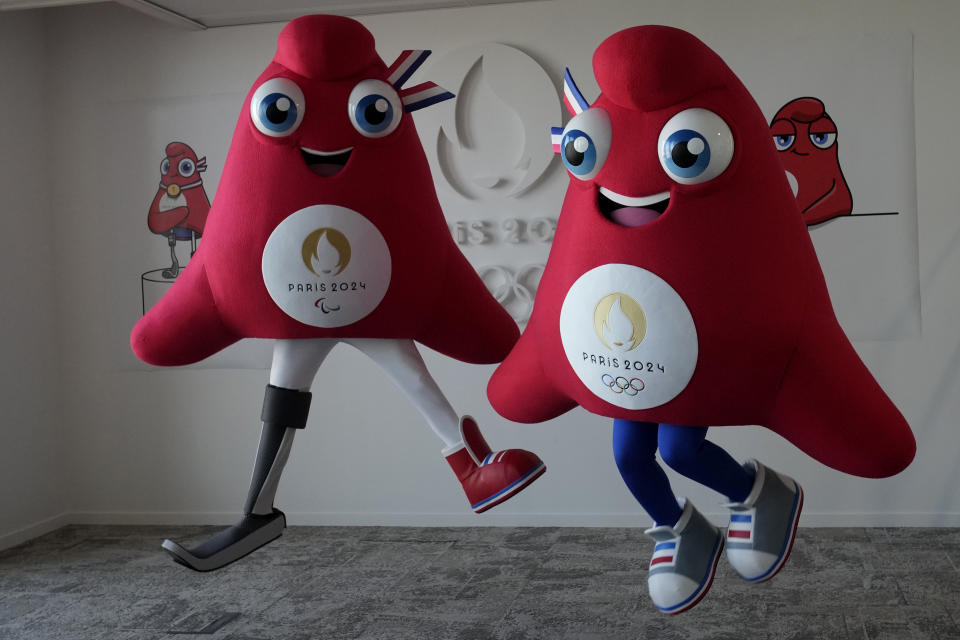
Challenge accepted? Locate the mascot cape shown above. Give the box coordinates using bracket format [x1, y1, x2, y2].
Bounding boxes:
[487, 25, 914, 479]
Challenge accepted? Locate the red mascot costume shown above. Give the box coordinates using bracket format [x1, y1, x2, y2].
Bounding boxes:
[488, 26, 914, 614]
[132, 15, 545, 571]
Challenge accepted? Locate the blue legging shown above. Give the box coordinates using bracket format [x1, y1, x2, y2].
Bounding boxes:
[612, 420, 754, 527]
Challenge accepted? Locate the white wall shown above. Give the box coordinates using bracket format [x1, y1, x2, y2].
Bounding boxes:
[0, 9, 69, 548]
[3, 0, 960, 544]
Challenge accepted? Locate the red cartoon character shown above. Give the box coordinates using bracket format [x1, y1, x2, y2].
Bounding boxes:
[147, 141, 211, 278]
[489, 27, 913, 613]
[770, 97, 852, 225]
[132, 15, 544, 571]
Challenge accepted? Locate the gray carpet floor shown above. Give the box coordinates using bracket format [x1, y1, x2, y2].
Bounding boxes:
[0, 525, 958, 639]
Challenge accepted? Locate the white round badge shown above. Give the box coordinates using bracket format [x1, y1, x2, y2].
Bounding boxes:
[261, 205, 391, 328]
[559, 264, 698, 409]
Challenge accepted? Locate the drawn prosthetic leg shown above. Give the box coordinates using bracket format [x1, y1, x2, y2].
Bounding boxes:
[161, 339, 334, 571]
[161, 232, 180, 279]
[163, 339, 544, 571]
[725, 460, 803, 582]
[347, 339, 546, 514]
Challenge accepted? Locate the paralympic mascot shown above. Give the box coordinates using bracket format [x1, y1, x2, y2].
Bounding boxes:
[487, 26, 915, 614]
[131, 15, 545, 571]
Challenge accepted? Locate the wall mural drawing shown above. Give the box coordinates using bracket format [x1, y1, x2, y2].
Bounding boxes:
[141, 141, 212, 314]
[770, 96, 898, 226]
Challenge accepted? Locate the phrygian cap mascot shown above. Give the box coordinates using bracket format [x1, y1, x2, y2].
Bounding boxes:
[131, 15, 545, 571]
[488, 25, 915, 614]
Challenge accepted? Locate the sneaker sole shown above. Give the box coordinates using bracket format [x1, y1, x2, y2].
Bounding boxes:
[472, 462, 546, 513]
[658, 533, 725, 615]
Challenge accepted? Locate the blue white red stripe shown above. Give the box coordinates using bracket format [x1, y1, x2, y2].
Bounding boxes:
[400, 81, 454, 112]
[727, 511, 754, 541]
[563, 67, 589, 115]
[386, 49, 432, 89]
[551, 126, 564, 154]
[471, 461, 546, 512]
[481, 451, 508, 466]
[650, 540, 677, 568]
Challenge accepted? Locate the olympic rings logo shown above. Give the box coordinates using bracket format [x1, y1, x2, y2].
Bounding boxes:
[478, 264, 545, 327]
[601, 374, 645, 395]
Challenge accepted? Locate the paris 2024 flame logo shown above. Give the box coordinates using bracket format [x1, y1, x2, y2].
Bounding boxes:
[594, 293, 646, 352]
[594, 292, 649, 396]
[302, 227, 351, 276]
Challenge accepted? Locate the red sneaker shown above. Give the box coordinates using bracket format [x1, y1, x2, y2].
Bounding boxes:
[444, 416, 546, 513]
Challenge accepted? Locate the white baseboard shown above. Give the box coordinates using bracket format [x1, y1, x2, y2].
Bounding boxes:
[4, 510, 959, 550]
[286, 511, 960, 528]
[50, 510, 960, 529]
[67, 511, 242, 527]
[0, 512, 72, 551]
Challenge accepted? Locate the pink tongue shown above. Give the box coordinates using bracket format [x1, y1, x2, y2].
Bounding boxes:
[610, 207, 661, 227]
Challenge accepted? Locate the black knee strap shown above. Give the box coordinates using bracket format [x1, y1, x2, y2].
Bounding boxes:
[261, 384, 312, 429]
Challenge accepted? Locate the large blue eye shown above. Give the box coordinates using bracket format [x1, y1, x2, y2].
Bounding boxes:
[348, 79, 403, 138]
[562, 129, 597, 176]
[663, 129, 711, 178]
[773, 134, 795, 151]
[250, 77, 305, 138]
[558, 108, 611, 181]
[160, 158, 170, 175]
[178, 158, 196, 178]
[809, 131, 837, 149]
[259, 94, 298, 132]
[658, 108, 733, 185]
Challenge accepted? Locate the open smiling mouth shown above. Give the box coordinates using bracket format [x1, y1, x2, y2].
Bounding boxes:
[598, 187, 670, 227]
[300, 146, 353, 177]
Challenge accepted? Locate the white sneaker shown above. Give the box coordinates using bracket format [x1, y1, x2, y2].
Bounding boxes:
[725, 460, 803, 582]
[644, 499, 724, 614]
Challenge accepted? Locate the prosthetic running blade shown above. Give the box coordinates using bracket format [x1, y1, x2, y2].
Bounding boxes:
[161, 510, 286, 572]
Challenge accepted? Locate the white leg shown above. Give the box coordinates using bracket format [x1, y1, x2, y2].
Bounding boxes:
[269, 338, 338, 391]
[347, 338, 462, 448]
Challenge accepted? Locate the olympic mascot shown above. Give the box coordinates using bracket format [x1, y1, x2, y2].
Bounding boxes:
[131, 15, 545, 571]
[487, 26, 915, 614]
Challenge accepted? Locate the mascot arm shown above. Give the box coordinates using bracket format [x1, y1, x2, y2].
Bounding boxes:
[148, 207, 190, 235]
[488, 331, 577, 423]
[131, 256, 240, 366]
[416, 252, 520, 365]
